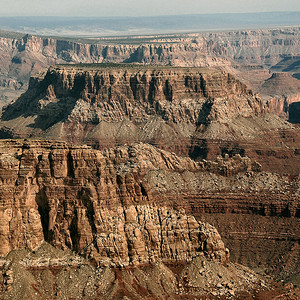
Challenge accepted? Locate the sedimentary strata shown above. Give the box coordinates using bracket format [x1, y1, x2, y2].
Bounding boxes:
[0, 139, 298, 297]
[0, 140, 232, 265]
[1, 64, 299, 175]
[1, 27, 300, 111]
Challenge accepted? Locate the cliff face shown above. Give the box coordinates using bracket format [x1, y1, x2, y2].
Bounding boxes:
[1, 65, 299, 175]
[0, 28, 299, 299]
[1, 27, 299, 109]
[261, 72, 300, 119]
[1, 28, 299, 81]
[2, 65, 261, 125]
[0, 139, 298, 295]
[0, 140, 232, 267]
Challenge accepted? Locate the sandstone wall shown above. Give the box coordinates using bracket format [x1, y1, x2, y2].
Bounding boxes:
[1, 28, 299, 83]
[1, 27, 299, 109]
[1, 65, 299, 176]
[0, 140, 298, 278]
[0, 140, 233, 267]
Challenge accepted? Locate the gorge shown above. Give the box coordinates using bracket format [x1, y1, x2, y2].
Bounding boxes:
[0, 26, 299, 299]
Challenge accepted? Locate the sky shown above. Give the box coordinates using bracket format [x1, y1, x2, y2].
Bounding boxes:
[1, 0, 300, 17]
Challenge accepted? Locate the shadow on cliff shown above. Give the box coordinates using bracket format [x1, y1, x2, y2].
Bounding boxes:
[1, 71, 82, 130]
[35, 186, 50, 241]
[188, 100, 213, 160]
[289, 101, 300, 123]
[69, 187, 98, 252]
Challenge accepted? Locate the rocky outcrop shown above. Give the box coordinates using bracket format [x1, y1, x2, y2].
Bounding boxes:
[0, 78, 22, 90]
[1, 65, 261, 125]
[0, 140, 236, 267]
[261, 72, 300, 119]
[0, 65, 266, 144]
[1, 27, 299, 82]
[0, 140, 298, 279]
[266, 95, 300, 119]
[83, 205, 229, 267]
[2, 64, 299, 175]
[0, 27, 299, 108]
[261, 73, 300, 97]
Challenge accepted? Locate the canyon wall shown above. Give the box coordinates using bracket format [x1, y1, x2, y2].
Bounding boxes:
[0, 140, 231, 266]
[0, 31, 299, 295]
[261, 72, 300, 120]
[1, 65, 262, 126]
[0, 140, 298, 286]
[1, 65, 299, 175]
[0, 27, 299, 111]
[3, 139, 288, 299]
[1, 28, 299, 81]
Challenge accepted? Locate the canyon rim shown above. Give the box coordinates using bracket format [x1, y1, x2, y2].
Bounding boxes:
[0, 7, 299, 300]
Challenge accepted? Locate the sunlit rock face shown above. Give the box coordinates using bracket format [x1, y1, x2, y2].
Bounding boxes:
[1, 64, 299, 175]
[0, 139, 233, 266]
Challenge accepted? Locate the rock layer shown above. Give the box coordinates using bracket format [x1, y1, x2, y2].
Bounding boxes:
[1, 64, 299, 175]
[0, 139, 298, 283]
[1, 65, 262, 127]
[1, 27, 300, 110]
[1, 27, 299, 83]
[0, 140, 232, 267]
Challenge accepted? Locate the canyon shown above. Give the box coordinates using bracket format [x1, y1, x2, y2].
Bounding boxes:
[0, 64, 299, 176]
[0, 27, 300, 114]
[0, 26, 299, 299]
[0, 139, 298, 299]
[0, 66, 298, 298]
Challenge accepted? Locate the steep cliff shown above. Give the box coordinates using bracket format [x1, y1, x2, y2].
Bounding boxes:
[1, 64, 299, 175]
[261, 72, 300, 119]
[0, 140, 232, 264]
[1, 27, 299, 109]
[1, 65, 262, 126]
[0, 27, 299, 299]
[1, 28, 299, 82]
[0, 139, 298, 298]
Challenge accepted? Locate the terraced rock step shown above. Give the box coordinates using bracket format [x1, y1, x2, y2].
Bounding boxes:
[1, 64, 299, 175]
[0, 140, 298, 281]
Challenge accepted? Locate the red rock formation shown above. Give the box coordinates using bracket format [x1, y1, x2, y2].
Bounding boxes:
[1, 64, 299, 175]
[1, 27, 299, 109]
[1, 28, 299, 83]
[260, 72, 300, 119]
[0, 140, 234, 267]
[0, 140, 298, 282]
[2, 65, 260, 125]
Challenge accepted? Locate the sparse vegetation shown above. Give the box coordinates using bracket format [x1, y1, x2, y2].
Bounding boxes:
[0, 30, 25, 39]
[55, 62, 211, 72]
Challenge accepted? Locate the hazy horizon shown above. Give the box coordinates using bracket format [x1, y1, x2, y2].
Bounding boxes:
[1, 0, 300, 17]
[0, 12, 299, 38]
